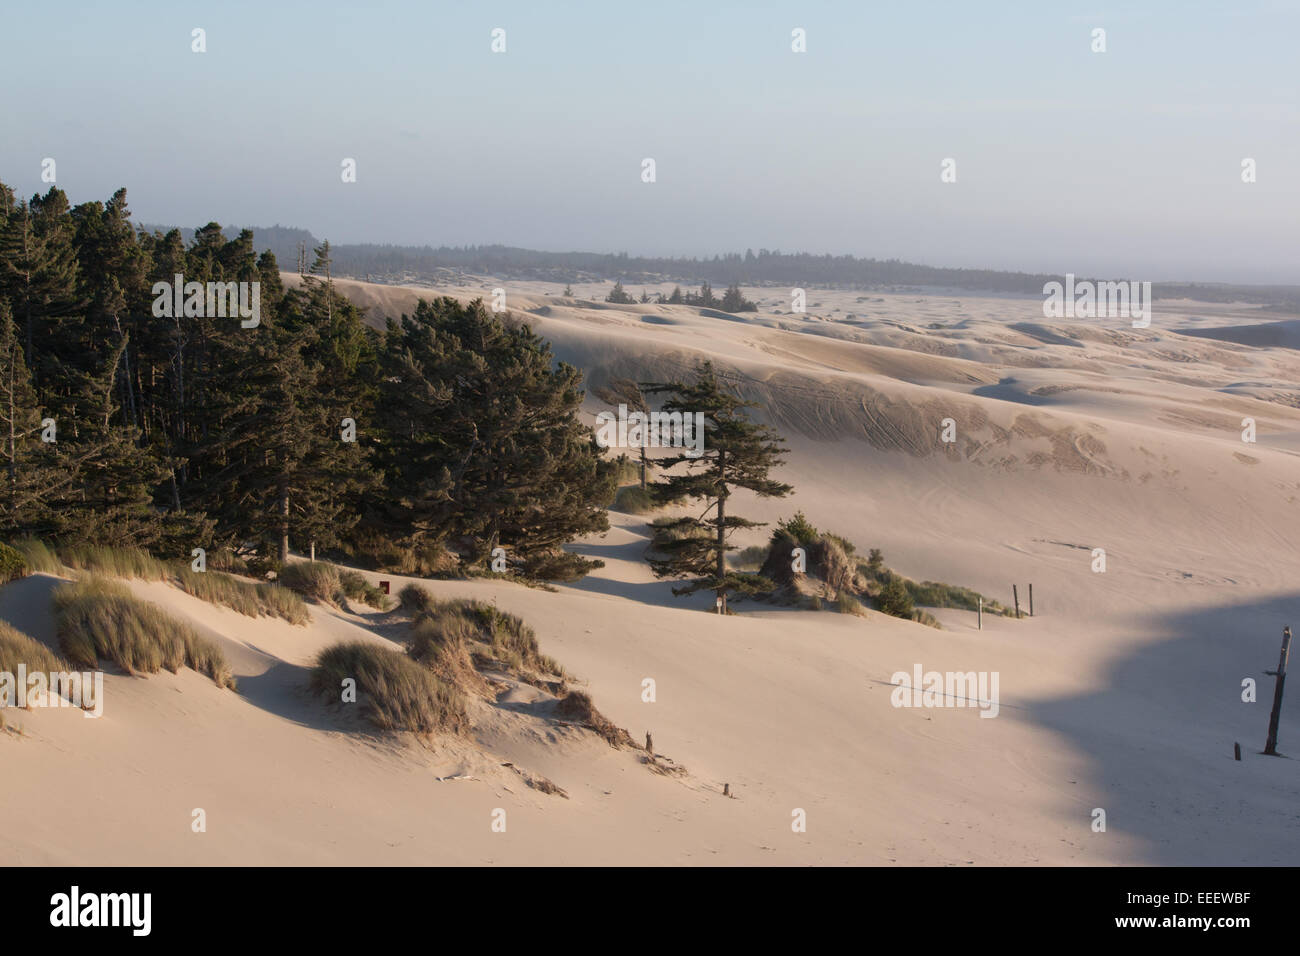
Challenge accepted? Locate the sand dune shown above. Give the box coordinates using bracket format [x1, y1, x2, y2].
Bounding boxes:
[3, 276, 1298, 865]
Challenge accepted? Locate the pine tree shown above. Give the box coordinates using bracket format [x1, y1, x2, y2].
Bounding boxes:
[0, 301, 63, 534]
[376, 297, 614, 577]
[0, 192, 84, 397]
[643, 361, 792, 611]
[197, 270, 370, 562]
[721, 282, 756, 313]
[605, 281, 634, 304]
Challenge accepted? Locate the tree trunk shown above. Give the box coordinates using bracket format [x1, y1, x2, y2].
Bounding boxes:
[715, 447, 727, 612]
[278, 480, 291, 563]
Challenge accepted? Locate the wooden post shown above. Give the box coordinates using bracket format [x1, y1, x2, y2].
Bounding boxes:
[310, 541, 315, 562]
[723, 783, 730, 798]
[978, 597, 983, 630]
[1013, 585, 1021, 620]
[1029, 583, 1034, 617]
[1264, 626, 1291, 756]
[645, 731, 654, 756]
[1234, 742, 1241, 761]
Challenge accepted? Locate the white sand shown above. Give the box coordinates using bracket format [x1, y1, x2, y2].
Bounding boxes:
[3, 276, 1298, 865]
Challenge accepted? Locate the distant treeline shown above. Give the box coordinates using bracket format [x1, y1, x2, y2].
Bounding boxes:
[142, 224, 1300, 312]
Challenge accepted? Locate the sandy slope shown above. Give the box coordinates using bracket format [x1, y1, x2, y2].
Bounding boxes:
[3, 276, 1298, 865]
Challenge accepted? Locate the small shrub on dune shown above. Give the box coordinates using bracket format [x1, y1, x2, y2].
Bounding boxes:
[278, 561, 342, 605]
[875, 576, 915, 620]
[612, 485, 657, 514]
[10, 538, 59, 574]
[52, 577, 234, 688]
[338, 570, 392, 610]
[245, 553, 283, 581]
[0, 542, 29, 584]
[398, 582, 435, 615]
[310, 640, 468, 735]
[172, 567, 309, 625]
[0, 620, 66, 675]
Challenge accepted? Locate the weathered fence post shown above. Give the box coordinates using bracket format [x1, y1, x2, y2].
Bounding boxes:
[978, 597, 983, 631]
[1013, 585, 1021, 620]
[1264, 626, 1292, 756]
[1029, 583, 1034, 617]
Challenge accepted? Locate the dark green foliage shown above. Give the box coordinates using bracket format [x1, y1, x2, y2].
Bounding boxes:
[773, 511, 818, 546]
[0, 540, 27, 583]
[643, 361, 792, 608]
[0, 177, 617, 583]
[374, 296, 614, 578]
[605, 281, 635, 304]
[875, 575, 915, 619]
[720, 283, 757, 313]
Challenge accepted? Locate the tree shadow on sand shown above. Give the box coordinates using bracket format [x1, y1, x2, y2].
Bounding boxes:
[1025, 592, 1300, 864]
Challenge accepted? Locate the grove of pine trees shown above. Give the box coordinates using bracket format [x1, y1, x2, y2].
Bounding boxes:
[0, 181, 615, 580]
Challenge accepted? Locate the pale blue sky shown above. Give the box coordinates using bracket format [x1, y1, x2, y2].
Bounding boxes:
[2, 0, 1297, 283]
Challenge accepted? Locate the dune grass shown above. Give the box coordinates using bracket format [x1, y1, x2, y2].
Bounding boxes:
[8, 538, 59, 574]
[410, 595, 564, 677]
[172, 567, 309, 625]
[0, 619, 67, 675]
[310, 640, 468, 735]
[52, 576, 234, 689]
[278, 561, 342, 605]
[59, 544, 172, 580]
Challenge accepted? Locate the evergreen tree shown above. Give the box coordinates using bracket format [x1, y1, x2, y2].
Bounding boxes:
[0, 301, 62, 534]
[644, 361, 792, 610]
[721, 282, 756, 313]
[605, 280, 635, 304]
[0, 191, 84, 397]
[376, 297, 614, 577]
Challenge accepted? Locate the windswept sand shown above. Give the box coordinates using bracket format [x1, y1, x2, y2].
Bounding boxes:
[3, 277, 1298, 865]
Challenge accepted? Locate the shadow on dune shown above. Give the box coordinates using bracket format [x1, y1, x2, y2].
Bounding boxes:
[1025, 592, 1300, 864]
[972, 379, 1054, 406]
[231, 658, 350, 732]
[0, 573, 68, 647]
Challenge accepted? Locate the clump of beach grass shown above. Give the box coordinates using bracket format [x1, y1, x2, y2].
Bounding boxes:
[309, 640, 468, 735]
[172, 567, 309, 625]
[52, 576, 234, 689]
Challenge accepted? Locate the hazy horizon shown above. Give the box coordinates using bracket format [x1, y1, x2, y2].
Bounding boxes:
[3, 0, 1298, 285]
